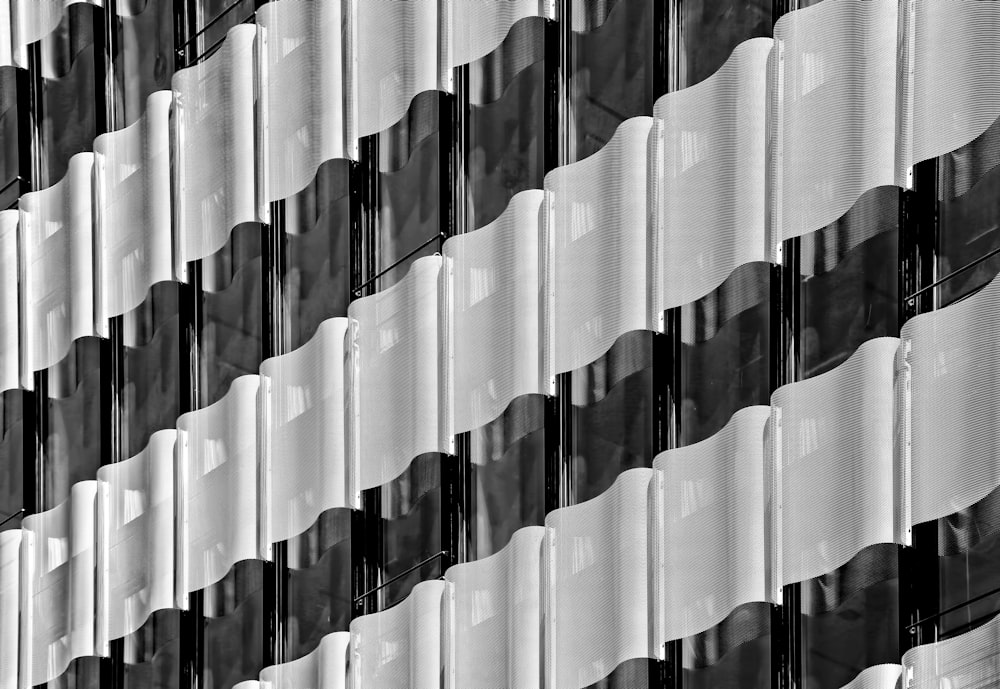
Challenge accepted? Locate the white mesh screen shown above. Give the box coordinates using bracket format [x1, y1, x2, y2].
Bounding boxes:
[0, 531, 20, 689]
[772, 0, 898, 241]
[907, 0, 1000, 167]
[544, 468, 653, 689]
[903, 612, 1000, 688]
[653, 38, 770, 312]
[19, 152, 97, 377]
[94, 90, 173, 320]
[651, 405, 770, 644]
[0, 1, 14, 67]
[259, 631, 349, 689]
[21, 481, 98, 686]
[0, 211, 18, 393]
[443, 525, 543, 689]
[444, 190, 545, 436]
[903, 274, 1000, 526]
[771, 336, 900, 588]
[347, 256, 444, 490]
[350, 580, 444, 689]
[172, 24, 259, 269]
[260, 318, 350, 544]
[449, 0, 548, 68]
[258, 0, 347, 201]
[95, 429, 176, 641]
[546, 117, 652, 375]
[10, 0, 103, 57]
[177, 375, 260, 595]
[355, 0, 440, 138]
[839, 664, 903, 689]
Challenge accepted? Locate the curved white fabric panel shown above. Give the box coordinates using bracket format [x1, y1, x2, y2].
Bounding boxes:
[444, 190, 545, 437]
[173, 24, 259, 270]
[771, 336, 900, 588]
[0, 212, 18, 393]
[355, 0, 440, 138]
[772, 0, 898, 241]
[902, 612, 1000, 688]
[449, 0, 549, 68]
[94, 90, 173, 320]
[260, 318, 350, 544]
[259, 631, 349, 689]
[839, 664, 903, 689]
[908, 0, 1000, 168]
[651, 405, 771, 644]
[903, 274, 1000, 526]
[10, 0, 103, 56]
[258, 0, 347, 201]
[20, 481, 98, 686]
[443, 525, 543, 689]
[19, 152, 97, 378]
[347, 256, 444, 490]
[176, 374, 260, 596]
[544, 468, 652, 689]
[653, 37, 771, 312]
[546, 117, 652, 375]
[95, 429, 176, 641]
[0, 531, 20, 689]
[349, 579, 444, 689]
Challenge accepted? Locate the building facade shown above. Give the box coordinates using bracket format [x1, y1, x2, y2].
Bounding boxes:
[0, 0, 999, 687]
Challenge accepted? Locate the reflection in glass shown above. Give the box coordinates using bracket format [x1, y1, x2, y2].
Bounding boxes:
[202, 560, 265, 689]
[122, 609, 182, 689]
[0, 68, 22, 209]
[683, 603, 773, 689]
[193, 0, 255, 61]
[674, 0, 770, 89]
[116, 0, 175, 127]
[42, 657, 103, 689]
[0, 390, 23, 531]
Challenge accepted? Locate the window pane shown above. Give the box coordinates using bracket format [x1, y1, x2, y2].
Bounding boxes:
[0, 391, 24, 530]
[202, 560, 265, 689]
[675, 0, 771, 89]
[116, 0, 175, 127]
[683, 603, 773, 689]
[122, 610, 182, 689]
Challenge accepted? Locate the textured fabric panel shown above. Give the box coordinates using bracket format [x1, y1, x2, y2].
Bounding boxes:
[258, 631, 349, 689]
[771, 336, 900, 588]
[651, 405, 771, 644]
[19, 152, 97, 378]
[177, 375, 260, 595]
[445, 190, 545, 436]
[904, 273, 1000, 526]
[544, 468, 652, 689]
[546, 117, 652, 375]
[839, 664, 903, 689]
[94, 90, 173, 320]
[10, 0, 103, 61]
[449, 0, 549, 68]
[443, 525, 543, 689]
[260, 318, 350, 545]
[0, 212, 17, 393]
[20, 481, 98, 686]
[0, 531, 19, 689]
[347, 256, 444, 490]
[903, 612, 1000, 688]
[95, 429, 175, 641]
[172, 24, 259, 269]
[349, 580, 444, 689]
[258, 0, 347, 202]
[355, 0, 440, 138]
[653, 37, 770, 312]
[772, 0, 898, 241]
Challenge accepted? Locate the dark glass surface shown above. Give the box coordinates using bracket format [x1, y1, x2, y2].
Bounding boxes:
[0, 390, 24, 530]
[0, 67, 21, 208]
[122, 609, 182, 689]
[202, 560, 265, 689]
[192, 0, 254, 61]
[582, 658, 654, 689]
[43, 657, 103, 689]
[683, 603, 773, 689]
[116, 0, 175, 127]
[675, 0, 771, 89]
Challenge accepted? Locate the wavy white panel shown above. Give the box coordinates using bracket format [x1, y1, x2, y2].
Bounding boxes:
[544, 468, 652, 689]
[908, 0, 1000, 168]
[177, 375, 259, 595]
[347, 256, 444, 490]
[258, 0, 347, 201]
[773, 0, 897, 240]
[547, 117, 652, 375]
[771, 336, 900, 588]
[653, 38, 771, 312]
[903, 611, 1000, 688]
[10, 0, 103, 54]
[903, 274, 1000, 526]
[96, 429, 175, 641]
[0, 2, 13, 67]
[19, 152, 97, 378]
[443, 526, 543, 689]
[95, 90, 173, 320]
[651, 406, 770, 644]
[0, 531, 20, 689]
[839, 664, 903, 689]
[259, 631, 349, 689]
[445, 190, 545, 436]
[21, 481, 98, 686]
[449, 0, 548, 67]
[173, 24, 259, 269]
[0, 212, 17, 393]
[260, 318, 349, 544]
[355, 0, 440, 138]
[350, 580, 444, 689]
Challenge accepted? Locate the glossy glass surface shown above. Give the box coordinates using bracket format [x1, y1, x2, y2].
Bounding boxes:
[202, 560, 265, 689]
[674, 0, 770, 89]
[116, 0, 175, 127]
[0, 390, 24, 531]
[683, 603, 773, 689]
[192, 0, 255, 61]
[122, 610, 182, 689]
[0, 68, 21, 209]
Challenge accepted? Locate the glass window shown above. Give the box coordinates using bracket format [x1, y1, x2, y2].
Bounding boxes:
[202, 560, 265, 689]
[191, 0, 255, 62]
[0, 67, 23, 209]
[116, 0, 175, 127]
[674, 0, 771, 90]
[682, 603, 773, 688]
[0, 390, 25, 531]
[122, 610, 182, 689]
